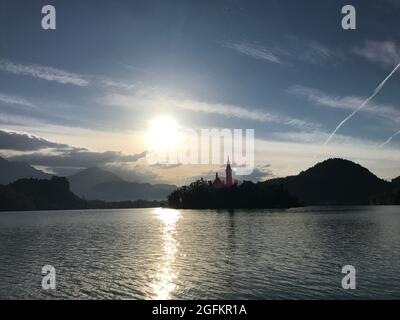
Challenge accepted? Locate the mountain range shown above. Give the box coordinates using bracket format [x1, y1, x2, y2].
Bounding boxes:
[0, 176, 162, 211]
[0, 157, 176, 201]
[68, 167, 176, 201]
[0, 157, 51, 184]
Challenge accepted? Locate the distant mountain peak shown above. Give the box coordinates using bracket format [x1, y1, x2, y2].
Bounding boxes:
[0, 156, 51, 185]
[67, 166, 176, 201]
[67, 166, 124, 196]
[70, 167, 124, 179]
[296, 158, 381, 179]
[307, 158, 369, 170]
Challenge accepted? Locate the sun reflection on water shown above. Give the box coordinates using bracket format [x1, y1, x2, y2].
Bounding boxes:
[150, 208, 181, 299]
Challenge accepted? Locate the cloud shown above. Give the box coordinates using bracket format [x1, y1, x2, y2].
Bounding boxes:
[272, 130, 380, 147]
[353, 40, 400, 67]
[287, 85, 400, 124]
[119, 62, 158, 76]
[0, 59, 89, 86]
[0, 129, 69, 151]
[37, 159, 161, 182]
[41, 166, 83, 177]
[8, 149, 147, 168]
[0, 130, 154, 181]
[240, 164, 273, 181]
[275, 38, 337, 65]
[41, 162, 162, 183]
[220, 41, 282, 64]
[150, 163, 183, 169]
[0, 93, 35, 108]
[0, 113, 49, 128]
[301, 41, 334, 62]
[97, 77, 137, 90]
[0, 129, 147, 172]
[104, 93, 321, 131]
[0, 58, 143, 90]
[221, 38, 338, 65]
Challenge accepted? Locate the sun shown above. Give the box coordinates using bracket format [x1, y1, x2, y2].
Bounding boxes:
[145, 116, 180, 151]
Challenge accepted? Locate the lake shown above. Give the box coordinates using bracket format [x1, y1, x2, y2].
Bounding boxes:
[0, 206, 399, 299]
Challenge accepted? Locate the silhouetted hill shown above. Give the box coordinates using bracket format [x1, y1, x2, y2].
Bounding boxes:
[0, 156, 51, 184]
[371, 187, 400, 205]
[371, 176, 400, 205]
[264, 158, 391, 205]
[168, 179, 299, 209]
[85, 181, 177, 201]
[0, 177, 162, 211]
[0, 176, 84, 211]
[392, 176, 400, 187]
[68, 167, 176, 201]
[68, 167, 124, 196]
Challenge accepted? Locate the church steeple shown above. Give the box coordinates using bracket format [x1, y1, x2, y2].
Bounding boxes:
[212, 157, 234, 188]
[225, 157, 233, 186]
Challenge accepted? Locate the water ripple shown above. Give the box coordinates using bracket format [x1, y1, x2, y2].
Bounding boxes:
[0, 207, 400, 299]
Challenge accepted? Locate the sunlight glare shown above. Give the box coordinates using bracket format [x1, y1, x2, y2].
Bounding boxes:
[145, 116, 180, 152]
[150, 208, 181, 299]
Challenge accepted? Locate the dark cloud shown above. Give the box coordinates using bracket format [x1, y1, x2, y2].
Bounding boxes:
[8, 150, 147, 168]
[41, 166, 83, 177]
[0, 129, 69, 151]
[150, 163, 183, 169]
[1, 129, 152, 181]
[39, 161, 162, 184]
[241, 165, 273, 182]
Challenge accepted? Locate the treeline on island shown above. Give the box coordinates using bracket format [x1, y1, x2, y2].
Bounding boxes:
[0, 177, 161, 212]
[370, 177, 400, 205]
[168, 179, 300, 209]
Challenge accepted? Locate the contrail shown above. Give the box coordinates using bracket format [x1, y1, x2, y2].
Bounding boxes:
[380, 129, 400, 147]
[324, 62, 400, 145]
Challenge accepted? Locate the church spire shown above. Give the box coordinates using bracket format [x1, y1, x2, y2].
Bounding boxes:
[225, 156, 233, 186]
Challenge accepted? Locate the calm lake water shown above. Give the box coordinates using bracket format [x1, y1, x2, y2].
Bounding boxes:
[0, 206, 399, 299]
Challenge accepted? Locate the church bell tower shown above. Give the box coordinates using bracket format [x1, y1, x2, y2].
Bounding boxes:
[225, 157, 233, 186]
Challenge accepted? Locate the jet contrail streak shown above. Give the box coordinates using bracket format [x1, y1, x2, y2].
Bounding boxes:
[380, 129, 400, 147]
[324, 62, 400, 145]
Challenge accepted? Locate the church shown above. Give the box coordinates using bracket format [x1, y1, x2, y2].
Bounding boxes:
[212, 158, 236, 189]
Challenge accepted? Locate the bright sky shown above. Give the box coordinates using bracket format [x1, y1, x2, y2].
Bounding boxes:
[1, 0, 400, 185]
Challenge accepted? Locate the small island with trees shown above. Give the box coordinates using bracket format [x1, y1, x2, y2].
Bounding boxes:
[168, 159, 299, 209]
[167, 178, 300, 209]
